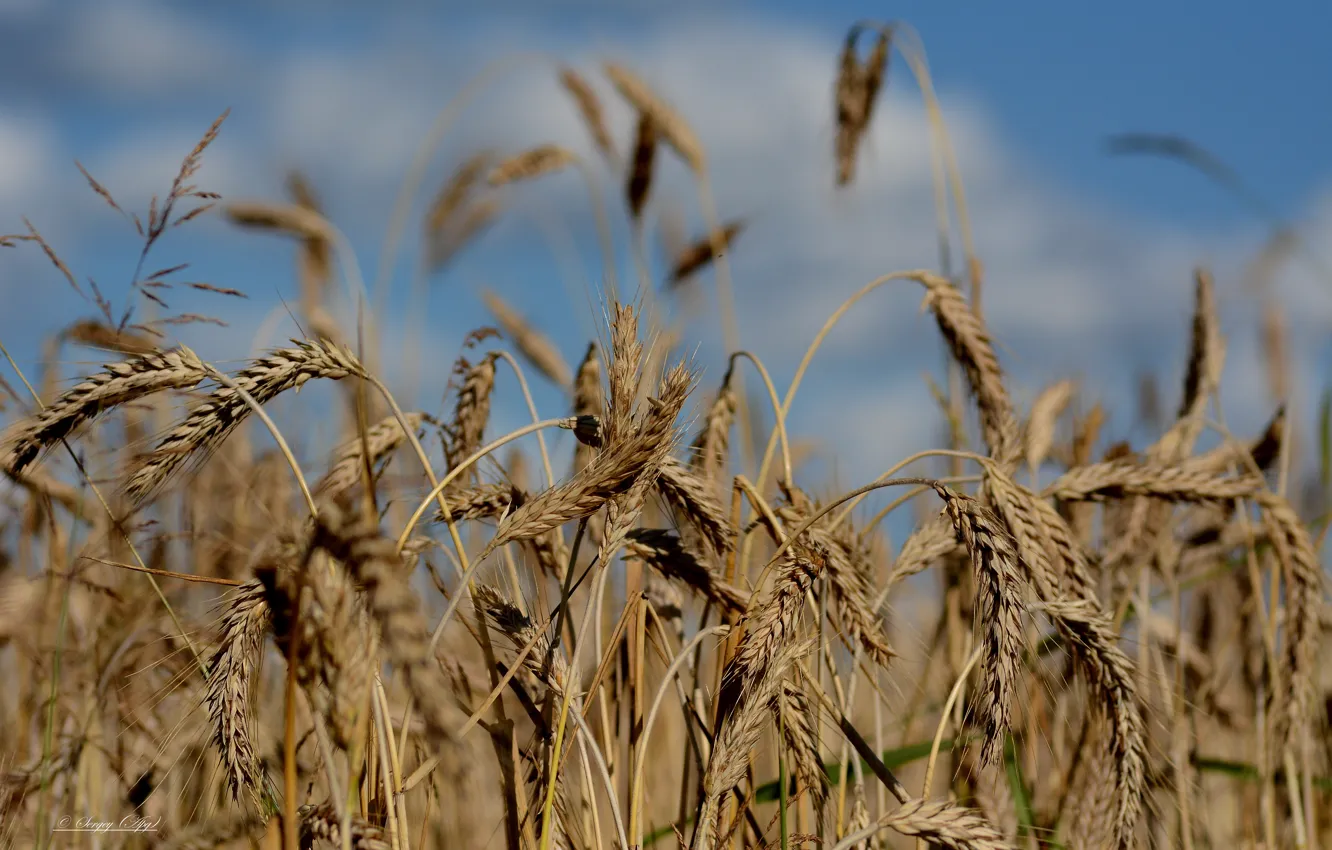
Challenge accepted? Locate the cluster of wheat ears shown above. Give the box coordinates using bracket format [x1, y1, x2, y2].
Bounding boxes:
[0, 19, 1327, 850]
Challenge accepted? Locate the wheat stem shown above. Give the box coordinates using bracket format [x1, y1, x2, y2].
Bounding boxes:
[203, 364, 317, 517]
[631, 625, 731, 848]
[0, 338, 205, 674]
[921, 645, 982, 799]
[493, 351, 556, 488]
[397, 418, 576, 554]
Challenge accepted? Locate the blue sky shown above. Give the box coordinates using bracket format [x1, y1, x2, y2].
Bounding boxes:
[1, 0, 1329, 495]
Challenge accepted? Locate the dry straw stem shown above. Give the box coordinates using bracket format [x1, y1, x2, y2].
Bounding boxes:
[559, 67, 615, 160]
[1261, 300, 1289, 403]
[396, 415, 581, 553]
[695, 638, 814, 850]
[2, 345, 207, 476]
[668, 221, 745, 287]
[623, 527, 750, 613]
[833, 798, 1015, 850]
[313, 411, 426, 498]
[604, 62, 705, 172]
[312, 503, 460, 761]
[630, 623, 730, 846]
[541, 437, 690, 850]
[123, 338, 369, 506]
[489, 144, 577, 186]
[476, 586, 630, 850]
[751, 269, 978, 507]
[625, 111, 659, 220]
[481, 289, 572, 386]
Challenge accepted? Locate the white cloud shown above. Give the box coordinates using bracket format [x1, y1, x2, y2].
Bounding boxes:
[5, 8, 1331, 480]
[0, 115, 54, 204]
[57, 0, 245, 96]
[267, 51, 437, 186]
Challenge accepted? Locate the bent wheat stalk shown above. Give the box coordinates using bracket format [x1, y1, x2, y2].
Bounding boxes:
[2, 346, 207, 476]
[123, 339, 368, 506]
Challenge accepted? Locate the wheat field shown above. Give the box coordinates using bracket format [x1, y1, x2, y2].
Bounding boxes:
[0, 20, 1327, 850]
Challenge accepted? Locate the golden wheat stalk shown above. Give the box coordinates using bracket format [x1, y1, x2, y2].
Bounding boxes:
[2, 346, 208, 476]
[314, 412, 427, 499]
[489, 145, 576, 186]
[604, 62, 705, 172]
[481, 289, 572, 387]
[123, 338, 368, 505]
[559, 68, 615, 160]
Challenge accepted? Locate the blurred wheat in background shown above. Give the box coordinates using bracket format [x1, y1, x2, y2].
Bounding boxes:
[0, 7, 1328, 850]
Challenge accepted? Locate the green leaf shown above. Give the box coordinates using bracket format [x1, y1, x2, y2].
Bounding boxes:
[644, 752, 1332, 848]
[755, 738, 951, 803]
[1194, 756, 1332, 790]
[645, 820, 684, 848]
[1004, 737, 1040, 844]
[645, 737, 961, 847]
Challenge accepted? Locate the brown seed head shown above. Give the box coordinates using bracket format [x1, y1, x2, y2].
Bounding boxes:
[604, 62, 705, 171]
[489, 145, 576, 186]
[559, 67, 615, 160]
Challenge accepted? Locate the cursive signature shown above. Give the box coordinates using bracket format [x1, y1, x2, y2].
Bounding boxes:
[53, 815, 161, 833]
